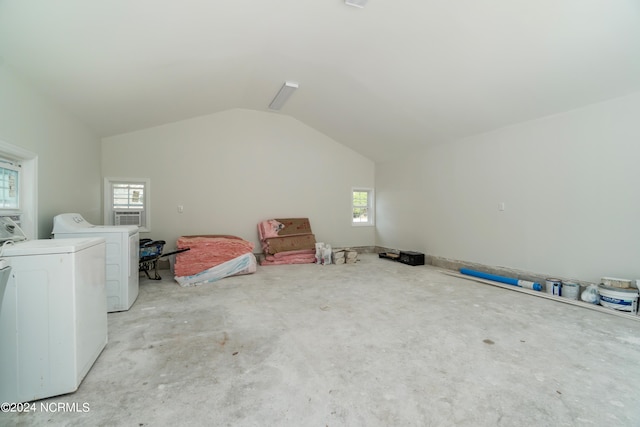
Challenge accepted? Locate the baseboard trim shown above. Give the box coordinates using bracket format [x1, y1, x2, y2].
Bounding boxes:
[380, 248, 639, 321]
[442, 270, 640, 322]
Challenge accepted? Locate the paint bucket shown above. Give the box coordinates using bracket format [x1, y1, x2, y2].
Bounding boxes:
[562, 281, 580, 300]
[545, 278, 562, 296]
[598, 285, 639, 313]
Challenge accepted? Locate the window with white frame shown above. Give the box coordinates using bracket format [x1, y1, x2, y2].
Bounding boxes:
[0, 140, 38, 240]
[352, 188, 374, 226]
[0, 161, 20, 210]
[104, 178, 150, 231]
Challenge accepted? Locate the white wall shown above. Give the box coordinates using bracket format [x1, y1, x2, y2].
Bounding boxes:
[102, 108, 375, 251]
[376, 92, 640, 283]
[0, 65, 103, 237]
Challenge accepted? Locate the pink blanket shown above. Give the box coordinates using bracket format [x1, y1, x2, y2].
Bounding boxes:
[175, 235, 255, 277]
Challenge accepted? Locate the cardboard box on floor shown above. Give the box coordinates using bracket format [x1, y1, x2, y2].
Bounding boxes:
[331, 248, 358, 264]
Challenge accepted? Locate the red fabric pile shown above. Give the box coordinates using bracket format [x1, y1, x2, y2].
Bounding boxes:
[174, 235, 255, 277]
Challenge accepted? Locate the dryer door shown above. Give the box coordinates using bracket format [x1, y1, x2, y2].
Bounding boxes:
[129, 232, 139, 279]
[127, 232, 140, 308]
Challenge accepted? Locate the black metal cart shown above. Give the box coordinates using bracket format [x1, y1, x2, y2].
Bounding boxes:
[139, 239, 190, 280]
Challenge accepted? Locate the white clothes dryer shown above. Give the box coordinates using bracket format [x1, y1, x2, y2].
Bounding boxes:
[0, 258, 10, 312]
[52, 213, 140, 312]
[0, 235, 107, 403]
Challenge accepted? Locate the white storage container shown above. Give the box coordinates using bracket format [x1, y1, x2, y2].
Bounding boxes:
[598, 285, 638, 313]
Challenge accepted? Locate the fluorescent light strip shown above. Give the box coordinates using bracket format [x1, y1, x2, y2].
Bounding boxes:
[268, 81, 299, 110]
[345, 0, 367, 8]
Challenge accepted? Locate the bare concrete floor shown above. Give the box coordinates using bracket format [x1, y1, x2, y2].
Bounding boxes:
[5, 254, 640, 426]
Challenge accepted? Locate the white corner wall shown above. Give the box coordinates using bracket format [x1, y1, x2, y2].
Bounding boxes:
[0, 65, 103, 237]
[101, 108, 375, 250]
[376, 92, 640, 283]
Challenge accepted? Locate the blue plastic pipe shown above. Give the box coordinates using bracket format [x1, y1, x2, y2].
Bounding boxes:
[460, 268, 542, 291]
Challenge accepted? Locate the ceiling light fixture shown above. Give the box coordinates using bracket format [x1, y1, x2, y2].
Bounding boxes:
[268, 81, 299, 110]
[345, 0, 367, 8]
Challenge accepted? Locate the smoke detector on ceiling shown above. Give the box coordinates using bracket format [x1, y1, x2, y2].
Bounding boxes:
[345, 0, 367, 8]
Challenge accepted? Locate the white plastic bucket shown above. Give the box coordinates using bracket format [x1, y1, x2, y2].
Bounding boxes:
[546, 278, 562, 295]
[598, 285, 639, 313]
[562, 281, 580, 300]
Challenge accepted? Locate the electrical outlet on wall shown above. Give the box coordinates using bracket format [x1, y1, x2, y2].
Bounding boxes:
[498, 202, 505, 211]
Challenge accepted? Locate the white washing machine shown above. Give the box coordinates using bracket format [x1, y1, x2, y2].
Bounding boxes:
[0, 225, 107, 402]
[52, 213, 140, 312]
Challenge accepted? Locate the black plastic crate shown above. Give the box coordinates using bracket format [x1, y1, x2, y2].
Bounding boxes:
[379, 250, 425, 266]
[398, 251, 425, 266]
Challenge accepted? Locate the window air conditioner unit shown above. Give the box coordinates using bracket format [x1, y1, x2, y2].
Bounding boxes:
[114, 211, 142, 226]
[0, 213, 21, 227]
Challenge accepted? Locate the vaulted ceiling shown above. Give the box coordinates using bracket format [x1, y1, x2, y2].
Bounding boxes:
[1, 1, 639, 162]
